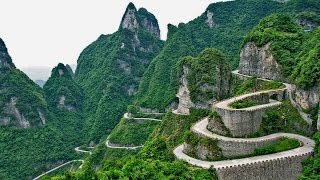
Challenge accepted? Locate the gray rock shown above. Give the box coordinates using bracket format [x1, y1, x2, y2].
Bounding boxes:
[239, 42, 283, 81]
[176, 66, 193, 115]
[291, 85, 319, 110]
[205, 10, 215, 28]
[120, 4, 139, 32]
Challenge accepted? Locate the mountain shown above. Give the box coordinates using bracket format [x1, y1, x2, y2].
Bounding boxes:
[48, 1, 320, 180]
[0, 39, 78, 179]
[0, 38, 48, 128]
[135, 0, 320, 112]
[43, 63, 85, 148]
[75, 3, 164, 143]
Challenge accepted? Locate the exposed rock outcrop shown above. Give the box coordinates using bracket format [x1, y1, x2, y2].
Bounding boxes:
[4, 97, 30, 128]
[0, 38, 15, 69]
[290, 85, 319, 110]
[239, 42, 283, 81]
[176, 66, 193, 115]
[120, 3, 139, 32]
[120, 3, 161, 39]
[138, 8, 161, 38]
[205, 10, 215, 28]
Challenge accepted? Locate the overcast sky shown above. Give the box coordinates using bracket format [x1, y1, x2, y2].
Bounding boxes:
[0, 0, 226, 69]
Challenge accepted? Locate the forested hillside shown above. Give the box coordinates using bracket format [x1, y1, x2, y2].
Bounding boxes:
[75, 3, 164, 143]
[135, 0, 320, 111]
[0, 40, 78, 179]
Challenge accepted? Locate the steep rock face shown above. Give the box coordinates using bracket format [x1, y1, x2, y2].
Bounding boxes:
[239, 42, 283, 81]
[176, 66, 192, 114]
[205, 10, 215, 28]
[291, 85, 319, 110]
[0, 38, 15, 69]
[138, 8, 161, 38]
[176, 49, 231, 113]
[120, 3, 160, 38]
[120, 3, 139, 32]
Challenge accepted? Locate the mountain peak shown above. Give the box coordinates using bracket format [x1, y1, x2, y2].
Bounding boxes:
[0, 38, 15, 69]
[119, 3, 160, 38]
[120, 3, 139, 32]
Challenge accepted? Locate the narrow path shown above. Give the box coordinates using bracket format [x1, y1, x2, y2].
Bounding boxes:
[33, 160, 84, 180]
[123, 113, 162, 122]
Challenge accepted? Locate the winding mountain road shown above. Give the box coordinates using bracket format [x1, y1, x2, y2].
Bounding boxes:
[173, 71, 315, 170]
[232, 70, 313, 125]
[33, 160, 84, 180]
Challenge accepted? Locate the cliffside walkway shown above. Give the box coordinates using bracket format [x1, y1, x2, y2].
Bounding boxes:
[173, 71, 315, 174]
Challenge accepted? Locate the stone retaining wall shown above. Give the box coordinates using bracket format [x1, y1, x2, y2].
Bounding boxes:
[215, 152, 312, 180]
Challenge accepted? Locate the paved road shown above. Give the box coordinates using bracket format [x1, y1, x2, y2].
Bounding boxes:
[174, 118, 315, 169]
[123, 113, 162, 122]
[173, 71, 315, 169]
[233, 70, 313, 125]
[105, 139, 143, 150]
[33, 160, 84, 180]
[75, 147, 92, 155]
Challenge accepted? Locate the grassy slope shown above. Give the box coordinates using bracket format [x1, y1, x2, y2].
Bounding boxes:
[108, 118, 159, 146]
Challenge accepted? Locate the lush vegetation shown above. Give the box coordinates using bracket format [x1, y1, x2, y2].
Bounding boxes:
[178, 48, 231, 103]
[300, 132, 320, 179]
[43, 63, 86, 153]
[108, 118, 159, 146]
[291, 27, 320, 89]
[135, 0, 318, 111]
[75, 4, 163, 143]
[243, 13, 305, 78]
[0, 68, 48, 127]
[231, 75, 284, 96]
[47, 109, 216, 180]
[255, 101, 314, 137]
[254, 138, 300, 155]
[230, 100, 259, 109]
[185, 131, 223, 161]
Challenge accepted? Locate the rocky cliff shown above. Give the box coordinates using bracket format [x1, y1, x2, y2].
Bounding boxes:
[239, 42, 283, 81]
[176, 49, 231, 114]
[120, 3, 160, 38]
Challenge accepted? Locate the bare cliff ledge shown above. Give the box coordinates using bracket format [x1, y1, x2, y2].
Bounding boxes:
[239, 42, 283, 81]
